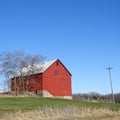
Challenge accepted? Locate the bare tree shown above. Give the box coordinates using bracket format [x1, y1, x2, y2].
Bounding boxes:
[20, 54, 45, 92]
[0, 52, 17, 92]
[0, 50, 45, 95]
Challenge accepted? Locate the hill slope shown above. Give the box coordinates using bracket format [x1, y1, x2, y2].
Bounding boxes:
[0, 97, 120, 120]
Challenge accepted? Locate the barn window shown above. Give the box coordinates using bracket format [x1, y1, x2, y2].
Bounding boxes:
[55, 70, 60, 75]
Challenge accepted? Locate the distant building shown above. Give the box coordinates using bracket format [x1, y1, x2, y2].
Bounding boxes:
[11, 59, 72, 99]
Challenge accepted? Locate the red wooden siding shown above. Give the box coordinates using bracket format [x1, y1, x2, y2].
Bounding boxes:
[11, 74, 43, 92]
[28, 74, 43, 91]
[43, 60, 72, 96]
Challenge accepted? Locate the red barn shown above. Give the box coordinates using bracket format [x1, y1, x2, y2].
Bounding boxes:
[11, 59, 72, 99]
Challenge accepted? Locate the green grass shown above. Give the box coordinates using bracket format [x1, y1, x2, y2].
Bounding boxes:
[0, 97, 120, 113]
[0, 97, 120, 120]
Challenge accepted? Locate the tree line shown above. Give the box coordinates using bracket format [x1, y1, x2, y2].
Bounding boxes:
[73, 92, 120, 103]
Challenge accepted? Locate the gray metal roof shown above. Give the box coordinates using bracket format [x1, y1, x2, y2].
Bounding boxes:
[36, 59, 57, 73]
[18, 59, 57, 76]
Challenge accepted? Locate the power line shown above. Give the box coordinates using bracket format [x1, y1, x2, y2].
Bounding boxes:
[106, 67, 115, 103]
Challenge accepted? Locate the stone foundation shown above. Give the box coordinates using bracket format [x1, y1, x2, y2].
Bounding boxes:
[11, 90, 72, 99]
[37, 90, 54, 97]
[37, 90, 72, 99]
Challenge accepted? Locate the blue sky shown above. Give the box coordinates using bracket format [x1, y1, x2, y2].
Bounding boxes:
[0, 0, 120, 94]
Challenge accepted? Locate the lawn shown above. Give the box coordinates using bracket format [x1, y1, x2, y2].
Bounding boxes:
[0, 97, 120, 120]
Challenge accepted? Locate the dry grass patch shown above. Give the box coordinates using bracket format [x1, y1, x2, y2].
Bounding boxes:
[1, 106, 120, 120]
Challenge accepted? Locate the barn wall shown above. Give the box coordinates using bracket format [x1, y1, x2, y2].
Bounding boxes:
[10, 59, 72, 98]
[43, 60, 72, 97]
[28, 74, 43, 91]
[11, 74, 43, 94]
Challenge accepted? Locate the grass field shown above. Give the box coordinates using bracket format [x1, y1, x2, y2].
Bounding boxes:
[0, 97, 120, 120]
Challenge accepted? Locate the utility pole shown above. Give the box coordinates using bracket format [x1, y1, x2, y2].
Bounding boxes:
[106, 67, 115, 103]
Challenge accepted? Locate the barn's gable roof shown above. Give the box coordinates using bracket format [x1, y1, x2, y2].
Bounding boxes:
[18, 59, 56, 76]
[18, 59, 71, 76]
[36, 59, 57, 73]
